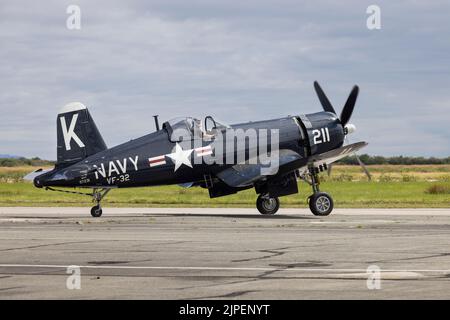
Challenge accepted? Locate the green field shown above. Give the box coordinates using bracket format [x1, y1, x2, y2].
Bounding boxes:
[0, 165, 449, 208]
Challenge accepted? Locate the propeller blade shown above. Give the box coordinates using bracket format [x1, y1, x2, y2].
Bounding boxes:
[355, 154, 372, 181]
[343, 136, 370, 181]
[340, 85, 359, 125]
[327, 163, 333, 176]
[314, 81, 336, 114]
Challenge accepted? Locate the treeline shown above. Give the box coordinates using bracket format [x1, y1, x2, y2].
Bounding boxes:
[0, 157, 55, 167]
[338, 154, 450, 165]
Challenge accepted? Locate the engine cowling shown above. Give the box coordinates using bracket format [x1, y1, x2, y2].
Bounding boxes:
[298, 111, 345, 156]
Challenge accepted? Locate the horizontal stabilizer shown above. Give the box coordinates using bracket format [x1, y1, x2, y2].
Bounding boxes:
[23, 168, 52, 182]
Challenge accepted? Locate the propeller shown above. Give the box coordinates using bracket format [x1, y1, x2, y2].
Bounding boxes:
[313, 81, 369, 180]
[340, 85, 359, 126]
[313, 81, 359, 126]
[313, 81, 336, 114]
[326, 155, 371, 181]
[326, 137, 372, 181]
[355, 153, 372, 181]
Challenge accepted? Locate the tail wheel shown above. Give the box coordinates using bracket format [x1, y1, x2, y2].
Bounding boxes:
[309, 192, 333, 216]
[90, 205, 103, 218]
[256, 195, 280, 215]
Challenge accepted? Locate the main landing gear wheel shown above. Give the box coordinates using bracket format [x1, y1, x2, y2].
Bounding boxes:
[305, 166, 334, 216]
[309, 192, 333, 216]
[256, 194, 280, 215]
[90, 205, 103, 218]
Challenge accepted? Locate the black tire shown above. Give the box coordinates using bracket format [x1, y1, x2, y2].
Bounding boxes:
[309, 192, 333, 216]
[256, 195, 280, 215]
[90, 205, 103, 218]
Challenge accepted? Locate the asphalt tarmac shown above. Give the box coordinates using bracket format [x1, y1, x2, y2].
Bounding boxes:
[0, 207, 449, 299]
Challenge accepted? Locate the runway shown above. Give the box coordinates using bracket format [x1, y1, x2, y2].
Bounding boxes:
[0, 207, 449, 299]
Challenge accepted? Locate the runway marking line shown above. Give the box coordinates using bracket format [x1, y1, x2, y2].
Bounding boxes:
[0, 264, 449, 273]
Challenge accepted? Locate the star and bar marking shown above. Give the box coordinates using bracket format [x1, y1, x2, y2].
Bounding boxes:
[148, 143, 213, 172]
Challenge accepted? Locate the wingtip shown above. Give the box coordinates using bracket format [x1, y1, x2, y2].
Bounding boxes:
[358, 141, 369, 148]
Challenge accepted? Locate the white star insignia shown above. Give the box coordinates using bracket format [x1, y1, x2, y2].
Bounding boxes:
[167, 143, 193, 172]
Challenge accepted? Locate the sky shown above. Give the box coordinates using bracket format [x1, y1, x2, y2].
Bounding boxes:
[0, 0, 449, 159]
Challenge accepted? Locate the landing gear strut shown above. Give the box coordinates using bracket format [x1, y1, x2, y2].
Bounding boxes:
[307, 167, 334, 216]
[90, 188, 110, 218]
[256, 194, 280, 215]
[44, 186, 111, 217]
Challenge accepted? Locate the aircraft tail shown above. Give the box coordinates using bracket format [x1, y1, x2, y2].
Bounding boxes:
[56, 102, 107, 168]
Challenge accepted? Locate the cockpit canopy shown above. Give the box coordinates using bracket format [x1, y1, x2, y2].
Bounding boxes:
[162, 116, 230, 142]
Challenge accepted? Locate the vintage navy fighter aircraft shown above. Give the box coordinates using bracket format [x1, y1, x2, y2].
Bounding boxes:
[25, 82, 368, 217]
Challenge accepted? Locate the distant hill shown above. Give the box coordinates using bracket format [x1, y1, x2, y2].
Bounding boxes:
[0, 157, 54, 167]
[0, 154, 21, 159]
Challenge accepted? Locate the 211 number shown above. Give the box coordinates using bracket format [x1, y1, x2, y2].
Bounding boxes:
[312, 127, 330, 144]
